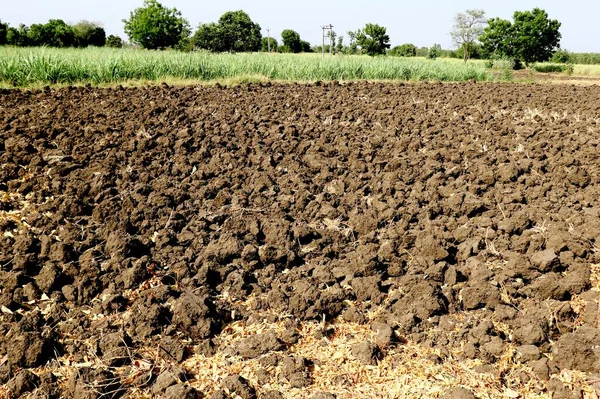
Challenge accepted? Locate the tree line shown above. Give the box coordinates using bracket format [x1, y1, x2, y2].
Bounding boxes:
[0, 19, 123, 48]
[0, 0, 568, 67]
[121, 1, 394, 56]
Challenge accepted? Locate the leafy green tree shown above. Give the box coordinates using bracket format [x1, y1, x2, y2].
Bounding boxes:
[355, 23, 390, 56]
[416, 46, 428, 57]
[0, 21, 7, 45]
[450, 9, 487, 62]
[73, 21, 106, 47]
[479, 17, 513, 59]
[192, 23, 222, 51]
[344, 31, 359, 54]
[300, 40, 311, 52]
[192, 11, 261, 52]
[281, 29, 301, 53]
[261, 37, 278, 52]
[6, 25, 30, 46]
[106, 35, 124, 48]
[336, 36, 344, 54]
[216, 11, 261, 52]
[123, 0, 190, 50]
[389, 43, 417, 57]
[552, 49, 571, 63]
[480, 8, 561, 65]
[427, 43, 442, 59]
[28, 20, 75, 47]
[512, 8, 561, 64]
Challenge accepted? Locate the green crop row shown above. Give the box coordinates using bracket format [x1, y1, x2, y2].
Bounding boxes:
[0, 47, 493, 87]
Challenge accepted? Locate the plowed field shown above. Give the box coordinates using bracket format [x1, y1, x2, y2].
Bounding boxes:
[1, 82, 600, 398]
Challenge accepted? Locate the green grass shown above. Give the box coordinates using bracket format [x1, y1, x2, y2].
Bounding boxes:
[0, 47, 493, 87]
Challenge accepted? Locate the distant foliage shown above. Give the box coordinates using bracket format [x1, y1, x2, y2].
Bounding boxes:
[29, 19, 76, 47]
[217, 11, 262, 52]
[416, 47, 429, 57]
[2, 20, 107, 48]
[0, 21, 7, 45]
[480, 8, 561, 65]
[551, 49, 571, 64]
[450, 9, 486, 62]
[192, 10, 261, 52]
[261, 37, 278, 52]
[389, 43, 417, 57]
[533, 63, 567, 73]
[568, 53, 600, 65]
[6, 25, 30, 46]
[427, 44, 442, 59]
[354, 23, 390, 56]
[73, 21, 106, 47]
[193, 23, 221, 52]
[106, 35, 123, 48]
[281, 29, 302, 53]
[123, 0, 190, 50]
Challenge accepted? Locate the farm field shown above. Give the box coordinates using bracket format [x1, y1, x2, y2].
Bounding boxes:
[1, 82, 600, 398]
[0, 47, 494, 87]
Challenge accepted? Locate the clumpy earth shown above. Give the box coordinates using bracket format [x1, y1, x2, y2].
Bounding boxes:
[1, 81, 600, 398]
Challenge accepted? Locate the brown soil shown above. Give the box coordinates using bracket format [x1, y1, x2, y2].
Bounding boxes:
[1, 81, 600, 398]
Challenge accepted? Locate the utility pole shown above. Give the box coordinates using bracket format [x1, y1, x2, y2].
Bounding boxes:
[266, 28, 271, 53]
[321, 24, 333, 59]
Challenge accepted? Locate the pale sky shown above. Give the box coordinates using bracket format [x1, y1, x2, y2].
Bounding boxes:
[1, 0, 598, 52]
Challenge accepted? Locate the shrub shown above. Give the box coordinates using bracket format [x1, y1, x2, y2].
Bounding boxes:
[427, 44, 442, 60]
[106, 35, 123, 48]
[533, 63, 566, 73]
[389, 43, 416, 57]
[551, 49, 571, 64]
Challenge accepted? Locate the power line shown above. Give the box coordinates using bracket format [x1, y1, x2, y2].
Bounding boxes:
[321, 24, 333, 59]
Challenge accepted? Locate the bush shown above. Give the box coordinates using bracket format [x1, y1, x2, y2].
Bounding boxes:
[106, 35, 123, 48]
[0, 21, 7, 45]
[533, 63, 566, 73]
[28, 20, 76, 47]
[565, 63, 574, 75]
[389, 43, 416, 57]
[427, 44, 442, 60]
[73, 21, 106, 47]
[551, 49, 571, 64]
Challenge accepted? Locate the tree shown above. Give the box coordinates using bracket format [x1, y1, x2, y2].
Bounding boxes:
[346, 31, 358, 54]
[0, 21, 7, 45]
[427, 44, 442, 59]
[479, 17, 513, 59]
[192, 23, 222, 51]
[123, 0, 190, 50]
[106, 35, 124, 48]
[6, 25, 30, 46]
[336, 36, 344, 54]
[479, 8, 561, 65]
[450, 9, 487, 62]
[552, 49, 571, 63]
[192, 11, 261, 52]
[73, 21, 106, 47]
[281, 29, 301, 53]
[354, 23, 390, 56]
[300, 40, 312, 53]
[28, 20, 75, 47]
[261, 37, 277, 52]
[389, 43, 417, 57]
[216, 11, 261, 52]
[512, 8, 561, 64]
